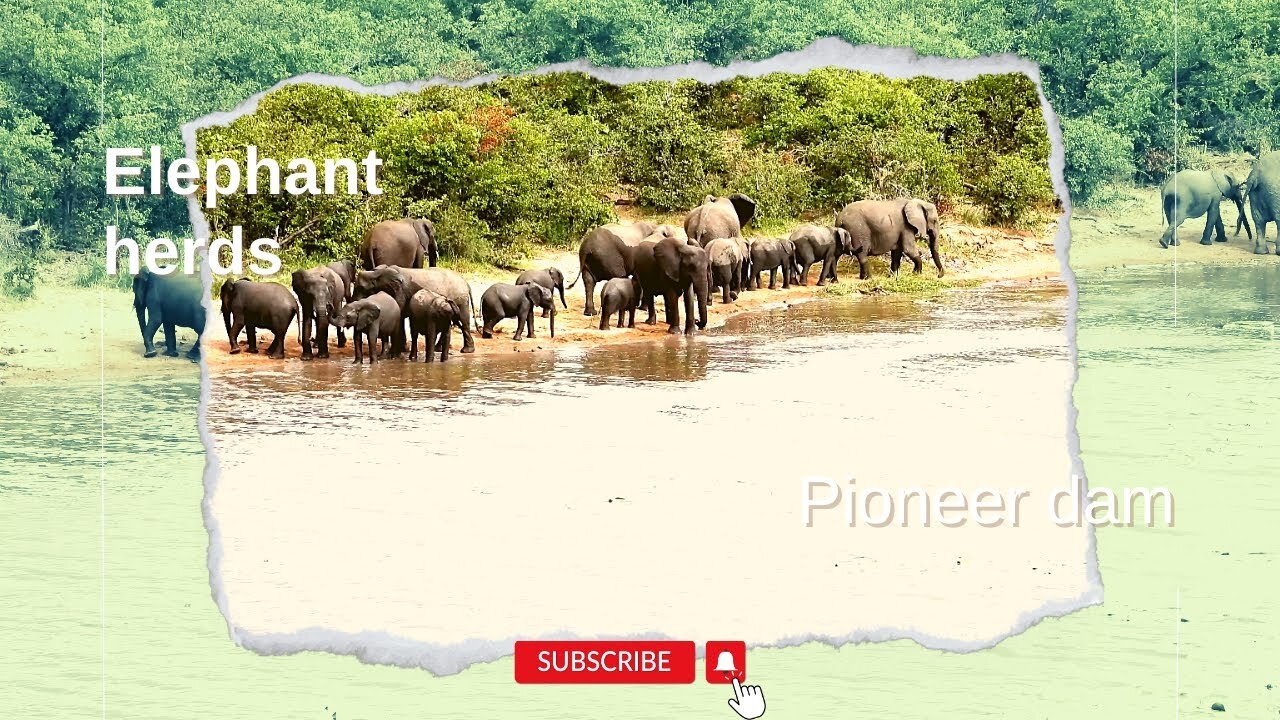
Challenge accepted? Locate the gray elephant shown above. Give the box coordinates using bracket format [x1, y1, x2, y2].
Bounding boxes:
[333, 291, 401, 364]
[705, 237, 745, 304]
[132, 268, 205, 359]
[1159, 169, 1252, 248]
[353, 266, 477, 354]
[598, 277, 641, 330]
[837, 198, 943, 279]
[480, 282, 555, 340]
[359, 218, 438, 270]
[514, 266, 568, 316]
[632, 234, 711, 334]
[748, 237, 797, 290]
[291, 266, 346, 360]
[407, 288, 466, 362]
[326, 259, 356, 301]
[219, 279, 300, 359]
[789, 223, 854, 286]
[684, 194, 757, 246]
[567, 221, 658, 316]
[1246, 152, 1280, 254]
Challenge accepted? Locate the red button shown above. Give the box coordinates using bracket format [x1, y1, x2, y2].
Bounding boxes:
[704, 640, 746, 683]
[514, 641, 696, 684]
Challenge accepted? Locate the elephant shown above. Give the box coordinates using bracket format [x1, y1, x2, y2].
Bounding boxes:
[789, 224, 854, 286]
[219, 279, 300, 359]
[332, 291, 401, 365]
[407, 288, 466, 362]
[480, 282, 555, 341]
[632, 234, 711, 334]
[837, 198, 943, 279]
[705, 237, 745, 304]
[748, 237, 797, 290]
[353, 266, 477, 354]
[567, 221, 658, 316]
[1245, 152, 1280, 255]
[514, 266, 568, 316]
[359, 218, 438, 270]
[598, 277, 641, 330]
[291, 266, 346, 360]
[326, 259, 356, 301]
[683, 194, 757, 246]
[132, 268, 205, 359]
[1159, 169, 1252, 248]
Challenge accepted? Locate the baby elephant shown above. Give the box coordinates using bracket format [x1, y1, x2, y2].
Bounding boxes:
[333, 291, 401, 364]
[513, 267, 567, 316]
[598, 277, 640, 330]
[481, 282, 555, 341]
[407, 288, 465, 362]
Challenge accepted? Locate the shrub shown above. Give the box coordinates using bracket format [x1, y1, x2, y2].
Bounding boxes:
[1062, 117, 1135, 205]
[0, 215, 46, 299]
[972, 154, 1055, 226]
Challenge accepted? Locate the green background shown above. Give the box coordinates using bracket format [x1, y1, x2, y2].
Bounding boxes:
[2, 0, 1278, 717]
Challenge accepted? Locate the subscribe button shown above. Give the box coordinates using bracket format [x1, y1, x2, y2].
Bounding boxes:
[514, 641, 696, 684]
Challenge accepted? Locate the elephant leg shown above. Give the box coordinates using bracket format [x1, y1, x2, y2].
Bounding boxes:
[904, 244, 924, 274]
[890, 249, 903, 274]
[663, 290, 681, 334]
[352, 331, 363, 364]
[1200, 204, 1220, 245]
[300, 308, 314, 360]
[721, 277, 730, 304]
[268, 328, 286, 359]
[409, 325, 419, 361]
[582, 269, 598, 316]
[227, 319, 244, 355]
[316, 315, 330, 359]
[626, 304, 635, 328]
[599, 305, 610, 330]
[160, 320, 179, 357]
[142, 311, 163, 357]
[1252, 205, 1269, 254]
[682, 287, 696, 335]
[857, 252, 870, 280]
[644, 293, 657, 325]
[336, 323, 346, 348]
[524, 306, 536, 340]
[1212, 203, 1228, 242]
[439, 328, 451, 362]
[246, 324, 259, 354]
[768, 268, 777, 290]
[369, 332, 378, 365]
[816, 257, 831, 287]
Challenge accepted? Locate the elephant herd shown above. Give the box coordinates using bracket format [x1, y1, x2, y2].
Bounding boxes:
[1160, 151, 1280, 254]
[131, 196, 946, 361]
[570, 193, 943, 335]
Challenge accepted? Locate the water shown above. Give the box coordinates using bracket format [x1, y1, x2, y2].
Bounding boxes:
[204, 280, 1085, 669]
[4, 264, 1278, 718]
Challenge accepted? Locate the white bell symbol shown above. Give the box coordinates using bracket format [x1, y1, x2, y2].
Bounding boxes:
[713, 650, 738, 673]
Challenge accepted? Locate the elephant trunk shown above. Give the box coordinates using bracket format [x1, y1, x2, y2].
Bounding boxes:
[549, 304, 556, 338]
[559, 282, 567, 309]
[1234, 197, 1253, 240]
[695, 274, 709, 330]
[135, 301, 147, 339]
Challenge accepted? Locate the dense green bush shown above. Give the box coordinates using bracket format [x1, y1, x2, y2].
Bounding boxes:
[0, 214, 46, 299]
[973, 154, 1054, 225]
[199, 69, 1056, 266]
[201, 71, 1055, 265]
[1061, 117, 1137, 206]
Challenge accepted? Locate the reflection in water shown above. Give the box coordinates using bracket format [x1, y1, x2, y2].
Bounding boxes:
[204, 278, 1095, 655]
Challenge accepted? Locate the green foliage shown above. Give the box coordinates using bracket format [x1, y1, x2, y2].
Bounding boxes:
[3, 0, 1276, 254]
[972, 154, 1054, 225]
[0, 215, 47, 299]
[197, 71, 1054, 268]
[1062, 117, 1137, 206]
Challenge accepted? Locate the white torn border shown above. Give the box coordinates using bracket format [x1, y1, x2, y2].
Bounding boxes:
[189, 36, 1096, 675]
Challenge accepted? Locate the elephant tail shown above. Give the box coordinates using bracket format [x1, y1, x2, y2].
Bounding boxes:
[471, 290, 481, 332]
[294, 295, 304, 346]
[565, 264, 582, 290]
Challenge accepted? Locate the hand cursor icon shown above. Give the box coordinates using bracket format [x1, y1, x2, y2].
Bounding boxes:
[728, 677, 766, 719]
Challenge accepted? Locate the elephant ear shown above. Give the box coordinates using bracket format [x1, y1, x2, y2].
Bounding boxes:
[729, 193, 757, 229]
[653, 239, 682, 285]
[413, 219, 439, 266]
[903, 201, 928, 236]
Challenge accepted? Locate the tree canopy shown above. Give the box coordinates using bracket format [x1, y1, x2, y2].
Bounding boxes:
[0, 0, 1274, 252]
